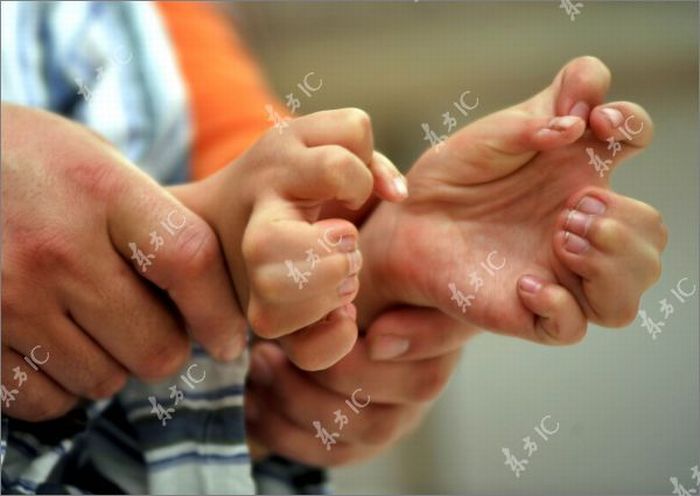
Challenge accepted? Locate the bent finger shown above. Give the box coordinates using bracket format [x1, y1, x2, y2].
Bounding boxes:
[517, 275, 588, 345]
[1, 347, 78, 422]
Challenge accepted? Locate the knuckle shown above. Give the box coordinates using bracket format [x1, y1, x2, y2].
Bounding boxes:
[343, 108, 372, 136]
[22, 393, 78, 422]
[617, 301, 641, 327]
[250, 267, 287, 304]
[590, 217, 623, 250]
[647, 206, 663, 225]
[171, 220, 220, 279]
[648, 254, 663, 286]
[16, 228, 76, 273]
[84, 370, 128, 400]
[363, 411, 401, 446]
[136, 339, 190, 380]
[248, 303, 278, 339]
[242, 228, 272, 266]
[659, 223, 669, 251]
[65, 160, 121, 200]
[413, 363, 450, 402]
[343, 108, 373, 159]
[318, 147, 350, 189]
[604, 299, 640, 328]
[567, 321, 588, 345]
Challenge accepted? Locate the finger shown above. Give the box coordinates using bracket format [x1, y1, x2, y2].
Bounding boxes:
[63, 254, 192, 381]
[549, 56, 612, 120]
[292, 108, 375, 164]
[1, 347, 78, 421]
[248, 343, 423, 446]
[285, 145, 374, 210]
[106, 168, 246, 362]
[278, 304, 358, 371]
[365, 307, 480, 361]
[517, 275, 588, 345]
[445, 111, 587, 181]
[8, 314, 128, 400]
[553, 189, 665, 327]
[246, 386, 370, 467]
[368, 151, 409, 202]
[589, 101, 654, 149]
[245, 217, 362, 337]
[560, 188, 667, 255]
[311, 340, 461, 404]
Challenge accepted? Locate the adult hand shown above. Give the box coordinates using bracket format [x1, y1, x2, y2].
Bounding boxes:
[356, 56, 666, 345]
[1, 104, 246, 421]
[246, 307, 479, 465]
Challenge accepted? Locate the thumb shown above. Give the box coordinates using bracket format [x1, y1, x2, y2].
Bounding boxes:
[365, 307, 480, 361]
[430, 56, 612, 184]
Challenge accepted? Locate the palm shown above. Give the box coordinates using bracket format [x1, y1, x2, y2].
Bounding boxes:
[379, 128, 612, 334]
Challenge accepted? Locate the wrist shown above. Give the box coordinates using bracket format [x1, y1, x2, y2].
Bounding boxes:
[354, 202, 404, 329]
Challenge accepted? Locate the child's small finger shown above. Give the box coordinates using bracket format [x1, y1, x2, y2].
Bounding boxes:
[558, 188, 666, 256]
[517, 275, 588, 345]
[291, 145, 374, 210]
[277, 304, 359, 371]
[369, 151, 408, 202]
[589, 102, 654, 149]
[553, 188, 665, 327]
[292, 108, 375, 164]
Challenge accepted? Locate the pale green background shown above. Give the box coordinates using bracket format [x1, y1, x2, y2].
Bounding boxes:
[228, 2, 699, 494]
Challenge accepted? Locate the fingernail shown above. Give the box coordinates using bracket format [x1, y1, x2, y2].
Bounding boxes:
[564, 231, 590, 254]
[220, 333, 246, 362]
[600, 107, 624, 128]
[569, 101, 590, 120]
[547, 116, 579, 131]
[338, 235, 357, 253]
[519, 275, 542, 294]
[347, 250, 363, 276]
[338, 276, 358, 296]
[563, 209, 593, 236]
[369, 335, 410, 360]
[342, 303, 357, 322]
[576, 196, 606, 215]
[392, 176, 408, 199]
[249, 352, 273, 386]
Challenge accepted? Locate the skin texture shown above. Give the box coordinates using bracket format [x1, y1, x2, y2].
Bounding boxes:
[1, 57, 666, 470]
[1, 104, 247, 420]
[171, 108, 408, 371]
[245, 57, 667, 466]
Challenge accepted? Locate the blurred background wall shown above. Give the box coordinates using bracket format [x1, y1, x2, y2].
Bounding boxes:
[225, 2, 699, 494]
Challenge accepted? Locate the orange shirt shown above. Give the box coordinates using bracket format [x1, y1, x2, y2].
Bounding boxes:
[156, 1, 287, 180]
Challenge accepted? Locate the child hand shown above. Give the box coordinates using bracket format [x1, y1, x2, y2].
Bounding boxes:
[182, 108, 407, 370]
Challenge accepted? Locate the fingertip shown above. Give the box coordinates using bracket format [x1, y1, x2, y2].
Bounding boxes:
[517, 275, 587, 345]
[370, 151, 409, 202]
[518, 274, 544, 295]
[530, 116, 586, 150]
[589, 103, 654, 148]
[568, 100, 591, 121]
[216, 324, 249, 363]
[279, 311, 358, 371]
